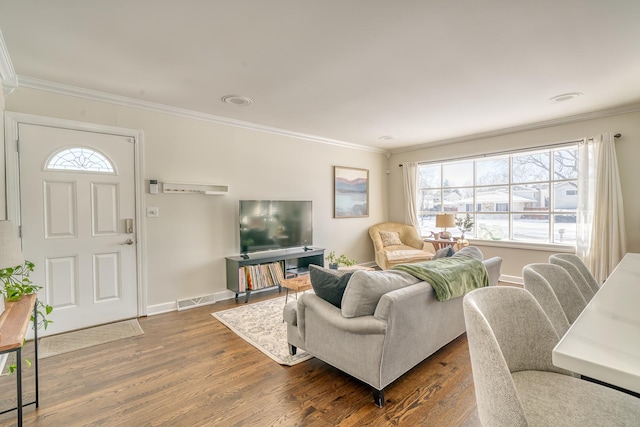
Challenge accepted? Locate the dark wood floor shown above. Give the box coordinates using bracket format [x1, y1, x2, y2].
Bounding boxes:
[0, 289, 485, 426]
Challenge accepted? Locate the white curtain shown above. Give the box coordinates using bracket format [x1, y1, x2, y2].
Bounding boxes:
[576, 133, 627, 283]
[402, 162, 420, 231]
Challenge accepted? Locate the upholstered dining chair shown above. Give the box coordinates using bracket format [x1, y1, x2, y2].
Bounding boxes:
[463, 286, 640, 426]
[549, 253, 600, 300]
[522, 263, 587, 329]
[522, 264, 572, 337]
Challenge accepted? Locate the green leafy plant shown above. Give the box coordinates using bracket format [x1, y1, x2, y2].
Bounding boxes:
[455, 213, 474, 236]
[325, 251, 357, 267]
[0, 261, 53, 373]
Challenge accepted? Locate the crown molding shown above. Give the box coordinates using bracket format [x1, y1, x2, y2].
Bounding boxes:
[0, 29, 17, 95]
[390, 103, 640, 154]
[14, 73, 638, 157]
[15, 75, 389, 155]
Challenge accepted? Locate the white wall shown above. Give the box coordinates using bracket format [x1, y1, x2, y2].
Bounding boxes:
[3, 87, 389, 310]
[390, 110, 640, 279]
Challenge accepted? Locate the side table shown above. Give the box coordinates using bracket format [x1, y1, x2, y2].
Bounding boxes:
[424, 238, 462, 251]
[0, 294, 39, 426]
[280, 276, 312, 304]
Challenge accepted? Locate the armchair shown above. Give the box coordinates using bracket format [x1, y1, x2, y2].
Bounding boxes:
[368, 222, 434, 270]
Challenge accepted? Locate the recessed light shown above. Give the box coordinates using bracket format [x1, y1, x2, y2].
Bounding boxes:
[550, 92, 583, 103]
[378, 135, 394, 140]
[221, 95, 252, 106]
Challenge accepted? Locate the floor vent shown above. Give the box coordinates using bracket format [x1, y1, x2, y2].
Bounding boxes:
[177, 294, 217, 311]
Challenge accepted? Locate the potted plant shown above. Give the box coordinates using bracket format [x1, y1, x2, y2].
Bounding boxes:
[0, 260, 53, 373]
[325, 251, 357, 270]
[455, 213, 474, 239]
[455, 213, 475, 248]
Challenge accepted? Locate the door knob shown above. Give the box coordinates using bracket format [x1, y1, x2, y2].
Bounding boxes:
[121, 238, 135, 245]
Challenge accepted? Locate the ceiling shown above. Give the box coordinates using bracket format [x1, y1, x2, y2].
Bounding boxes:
[1, 1, 639, 152]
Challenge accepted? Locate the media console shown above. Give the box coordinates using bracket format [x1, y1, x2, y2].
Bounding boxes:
[225, 247, 325, 303]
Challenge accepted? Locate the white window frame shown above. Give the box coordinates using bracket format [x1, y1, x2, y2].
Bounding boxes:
[417, 142, 579, 248]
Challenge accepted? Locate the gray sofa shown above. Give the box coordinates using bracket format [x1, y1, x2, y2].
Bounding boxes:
[283, 251, 502, 407]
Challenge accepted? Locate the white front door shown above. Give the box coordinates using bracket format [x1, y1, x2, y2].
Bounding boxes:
[18, 123, 138, 334]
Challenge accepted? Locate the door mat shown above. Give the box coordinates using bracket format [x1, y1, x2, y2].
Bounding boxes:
[38, 319, 144, 358]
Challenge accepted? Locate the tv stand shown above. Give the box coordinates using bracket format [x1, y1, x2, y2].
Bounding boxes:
[226, 247, 324, 303]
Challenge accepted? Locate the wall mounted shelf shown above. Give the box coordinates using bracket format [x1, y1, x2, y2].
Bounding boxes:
[162, 182, 228, 195]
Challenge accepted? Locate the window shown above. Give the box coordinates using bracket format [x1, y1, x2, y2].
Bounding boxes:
[417, 145, 578, 245]
[46, 147, 115, 173]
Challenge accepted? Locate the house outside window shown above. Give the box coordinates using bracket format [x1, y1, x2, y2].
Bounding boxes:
[417, 145, 578, 245]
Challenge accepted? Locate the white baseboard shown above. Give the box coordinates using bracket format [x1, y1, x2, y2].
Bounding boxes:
[500, 274, 523, 285]
[146, 301, 177, 316]
[359, 261, 378, 268]
[146, 289, 240, 316]
[215, 289, 237, 301]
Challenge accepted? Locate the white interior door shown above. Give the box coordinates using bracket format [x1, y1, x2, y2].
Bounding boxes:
[18, 123, 138, 334]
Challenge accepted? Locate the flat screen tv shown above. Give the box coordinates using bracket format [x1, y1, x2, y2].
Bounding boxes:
[239, 200, 313, 255]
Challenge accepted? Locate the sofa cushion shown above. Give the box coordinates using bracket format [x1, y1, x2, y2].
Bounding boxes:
[309, 265, 353, 308]
[385, 248, 434, 263]
[379, 230, 403, 247]
[452, 246, 483, 261]
[341, 270, 420, 317]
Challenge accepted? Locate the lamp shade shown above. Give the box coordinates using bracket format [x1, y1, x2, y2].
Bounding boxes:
[435, 213, 456, 228]
[0, 220, 25, 270]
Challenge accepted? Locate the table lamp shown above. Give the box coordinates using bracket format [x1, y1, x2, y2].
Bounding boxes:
[0, 220, 25, 316]
[435, 213, 455, 240]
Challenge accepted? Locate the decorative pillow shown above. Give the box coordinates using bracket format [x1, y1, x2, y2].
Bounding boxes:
[452, 246, 483, 261]
[379, 231, 403, 247]
[432, 246, 452, 259]
[309, 265, 353, 308]
[341, 270, 420, 317]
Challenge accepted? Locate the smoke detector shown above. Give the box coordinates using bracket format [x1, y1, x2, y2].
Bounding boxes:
[550, 92, 583, 103]
[221, 95, 252, 106]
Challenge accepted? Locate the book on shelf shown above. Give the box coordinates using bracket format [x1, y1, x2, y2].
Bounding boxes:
[238, 262, 284, 291]
[238, 267, 246, 293]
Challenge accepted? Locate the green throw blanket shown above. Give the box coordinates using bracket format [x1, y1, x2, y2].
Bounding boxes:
[391, 257, 489, 301]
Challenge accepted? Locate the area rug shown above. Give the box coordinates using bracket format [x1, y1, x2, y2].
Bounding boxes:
[38, 319, 144, 358]
[211, 295, 313, 366]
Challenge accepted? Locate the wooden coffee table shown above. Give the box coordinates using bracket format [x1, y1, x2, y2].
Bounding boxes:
[280, 275, 312, 303]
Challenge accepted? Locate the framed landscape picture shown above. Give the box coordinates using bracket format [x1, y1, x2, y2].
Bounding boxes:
[334, 166, 369, 218]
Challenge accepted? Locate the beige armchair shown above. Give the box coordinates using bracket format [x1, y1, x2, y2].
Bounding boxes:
[368, 222, 434, 270]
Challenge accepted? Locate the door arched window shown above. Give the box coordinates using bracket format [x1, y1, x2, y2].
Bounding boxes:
[45, 147, 115, 173]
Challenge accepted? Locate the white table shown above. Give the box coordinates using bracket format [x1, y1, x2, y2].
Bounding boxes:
[552, 252, 640, 394]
